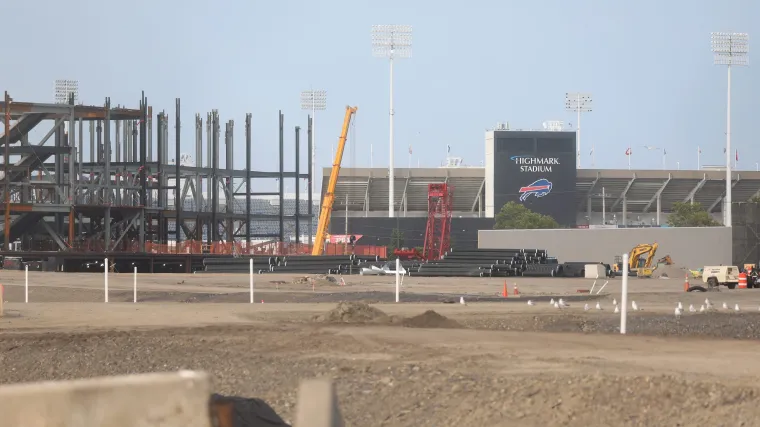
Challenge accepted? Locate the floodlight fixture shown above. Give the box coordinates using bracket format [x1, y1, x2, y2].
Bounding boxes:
[300, 89, 327, 111]
[372, 24, 413, 218]
[711, 32, 749, 66]
[301, 89, 327, 193]
[54, 79, 79, 104]
[711, 32, 749, 227]
[565, 92, 593, 168]
[371, 25, 413, 59]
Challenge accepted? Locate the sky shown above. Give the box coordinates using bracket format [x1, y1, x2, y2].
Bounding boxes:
[3, 0, 759, 191]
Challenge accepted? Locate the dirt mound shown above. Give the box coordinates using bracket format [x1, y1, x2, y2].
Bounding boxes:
[312, 302, 391, 324]
[402, 310, 463, 329]
[654, 264, 689, 279]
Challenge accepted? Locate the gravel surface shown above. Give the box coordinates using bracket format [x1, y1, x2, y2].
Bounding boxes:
[1, 324, 760, 427]
[457, 311, 760, 339]
[4, 272, 760, 426]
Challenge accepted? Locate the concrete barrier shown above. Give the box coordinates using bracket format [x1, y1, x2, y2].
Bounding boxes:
[294, 378, 344, 427]
[0, 371, 212, 427]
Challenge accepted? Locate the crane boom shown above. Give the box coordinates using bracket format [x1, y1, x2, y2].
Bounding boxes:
[312, 106, 358, 256]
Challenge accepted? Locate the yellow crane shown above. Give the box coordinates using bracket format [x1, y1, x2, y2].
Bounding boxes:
[312, 106, 358, 256]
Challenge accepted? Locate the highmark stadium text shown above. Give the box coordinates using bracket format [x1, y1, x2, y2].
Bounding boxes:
[510, 156, 561, 173]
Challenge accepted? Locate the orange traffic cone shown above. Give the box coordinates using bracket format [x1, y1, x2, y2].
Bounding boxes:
[502, 281, 508, 298]
[683, 274, 690, 292]
[513, 283, 520, 296]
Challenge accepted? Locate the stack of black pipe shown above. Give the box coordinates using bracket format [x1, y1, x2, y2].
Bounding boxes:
[203, 256, 276, 274]
[409, 248, 552, 278]
[203, 254, 386, 274]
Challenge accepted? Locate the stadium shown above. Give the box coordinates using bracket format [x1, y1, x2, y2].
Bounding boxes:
[325, 129, 760, 256]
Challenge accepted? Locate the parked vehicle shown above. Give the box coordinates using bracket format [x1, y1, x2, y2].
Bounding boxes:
[702, 266, 740, 289]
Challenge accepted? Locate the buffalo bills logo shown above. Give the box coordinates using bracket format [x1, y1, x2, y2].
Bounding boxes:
[519, 179, 552, 202]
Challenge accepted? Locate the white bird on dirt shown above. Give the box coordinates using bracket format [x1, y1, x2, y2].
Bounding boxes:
[550, 298, 556, 305]
[677, 302, 683, 310]
[699, 304, 706, 312]
[460, 296, 466, 305]
[595, 302, 602, 310]
[553, 301, 560, 309]
[689, 304, 696, 313]
[631, 301, 639, 311]
[612, 298, 617, 306]
[527, 300, 535, 306]
[705, 298, 711, 306]
[734, 304, 741, 312]
[675, 307, 682, 319]
[614, 305, 620, 314]
[722, 302, 729, 310]
[584, 303, 590, 311]
[558, 298, 569, 308]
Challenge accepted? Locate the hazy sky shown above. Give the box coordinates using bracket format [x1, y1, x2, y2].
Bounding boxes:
[3, 0, 758, 186]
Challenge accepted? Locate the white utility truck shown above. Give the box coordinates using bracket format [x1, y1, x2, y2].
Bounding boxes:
[702, 266, 739, 289]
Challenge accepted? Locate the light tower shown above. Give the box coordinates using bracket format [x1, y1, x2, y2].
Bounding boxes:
[711, 32, 749, 227]
[372, 24, 412, 218]
[54, 79, 79, 104]
[565, 92, 592, 168]
[300, 89, 327, 192]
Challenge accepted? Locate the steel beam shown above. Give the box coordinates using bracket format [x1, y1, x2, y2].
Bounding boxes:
[708, 175, 741, 212]
[643, 176, 671, 213]
[683, 174, 707, 204]
[610, 175, 635, 211]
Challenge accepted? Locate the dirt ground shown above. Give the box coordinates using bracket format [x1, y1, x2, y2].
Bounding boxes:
[2, 271, 760, 426]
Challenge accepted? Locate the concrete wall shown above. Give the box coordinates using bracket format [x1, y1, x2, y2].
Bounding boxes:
[478, 227, 732, 268]
[577, 212, 724, 227]
[0, 371, 212, 427]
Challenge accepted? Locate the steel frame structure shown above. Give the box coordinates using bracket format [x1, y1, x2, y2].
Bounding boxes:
[422, 183, 453, 261]
[0, 93, 313, 266]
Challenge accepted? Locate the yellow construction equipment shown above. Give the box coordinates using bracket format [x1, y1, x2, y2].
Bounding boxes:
[312, 106, 358, 256]
[614, 243, 662, 277]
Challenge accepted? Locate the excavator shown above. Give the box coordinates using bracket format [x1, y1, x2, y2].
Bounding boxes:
[312, 106, 358, 256]
[614, 243, 672, 278]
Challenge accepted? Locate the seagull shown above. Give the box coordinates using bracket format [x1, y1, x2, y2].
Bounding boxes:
[674, 307, 682, 319]
[689, 304, 696, 313]
[705, 298, 711, 306]
[584, 303, 590, 311]
[677, 302, 683, 310]
[614, 305, 620, 314]
[559, 298, 569, 308]
[460, 296, 466, 305]
[527, 300, 535, 306]
[722, 302, 729, 310]
[612, 298, 617, 306]
[553, 301, 560, 309]
[595, 302, 602, 310]
[631, 301, 639, 311]
[734, 304, 740, 312]
[699, 304, 705, 312]
[550, 298, 556, 305]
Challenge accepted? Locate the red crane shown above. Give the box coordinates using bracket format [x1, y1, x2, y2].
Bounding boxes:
[422, 183, 453, 260]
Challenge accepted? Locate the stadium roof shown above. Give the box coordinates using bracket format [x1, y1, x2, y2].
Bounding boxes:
[325, 167, 760, 215]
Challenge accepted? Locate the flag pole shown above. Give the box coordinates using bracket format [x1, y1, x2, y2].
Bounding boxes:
[697, 146, 701, 170]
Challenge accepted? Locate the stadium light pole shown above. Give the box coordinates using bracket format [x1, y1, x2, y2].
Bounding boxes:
[300, 89, 327, 192]
[712, 32, 749, 228]
[372, 24, 412, 218]
[565, 93, 592, 168]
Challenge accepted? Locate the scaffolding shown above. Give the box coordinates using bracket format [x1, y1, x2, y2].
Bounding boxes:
[0, 92, 314, 261]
